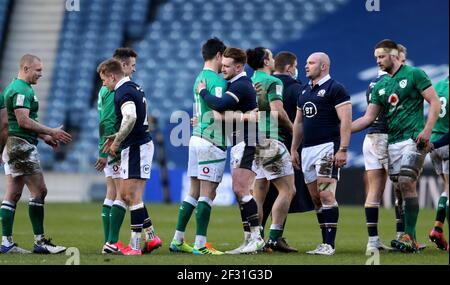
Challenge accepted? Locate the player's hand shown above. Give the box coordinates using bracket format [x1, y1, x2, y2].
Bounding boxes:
[196, 80, 207, 94]
[51, 125, 72, 144]
[102, 134, 118, 156]
[254, 82, 266, 97]
[191, 116, 198, 127]
[95, 157, 107, 172]
[416, 128, 432, 149]
[42, 134, 59, 150]
[335, 150, 347, 168]
[291, 149, 300, 170]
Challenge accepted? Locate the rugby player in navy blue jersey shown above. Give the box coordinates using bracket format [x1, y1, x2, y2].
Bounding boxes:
[291, 52, 352, 256]
[196, 47, 265, 254]
[98, 58, 155, 256]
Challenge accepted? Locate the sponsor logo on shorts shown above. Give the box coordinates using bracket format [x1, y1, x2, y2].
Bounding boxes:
[202, 167, 210, 174]
[143, 165, 150, 174]
[113, 165, 119, 173]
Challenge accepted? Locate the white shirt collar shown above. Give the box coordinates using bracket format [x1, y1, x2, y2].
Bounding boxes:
[377, 70, 388, 77]
[309, 74, 331, 87]
[114, 76, 131, 91]
[229, 71, 247, 83]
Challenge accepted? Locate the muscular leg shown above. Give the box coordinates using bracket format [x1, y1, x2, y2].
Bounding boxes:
[318, 178, 339, 249]
[173, 177, 200, 244]
[121, 178, 147, 251]
[253, 178, 270, 226]
[102, 176, 117, 243]
[23, 173, 48, 239]
[1, 175, 25, 246]
[306, 181, 325, 244]
[269, 175, 295, 240]
[194, 180, 220, 250]
[364, 169, 387, 243]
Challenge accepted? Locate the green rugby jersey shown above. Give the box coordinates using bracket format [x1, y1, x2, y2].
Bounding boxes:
[0, 90, 4, 109]
[4, 78, 39, 145]
[431, 76, 449, 142]
[371, 65, 432, 144]
[251, 70, 284, 141]
[97, 86, 118, 158]
[192, 68, 227, 146]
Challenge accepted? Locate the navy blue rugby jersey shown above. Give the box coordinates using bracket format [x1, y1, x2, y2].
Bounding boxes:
[297, 76, 350, 147]
[114, 80, 151, 149]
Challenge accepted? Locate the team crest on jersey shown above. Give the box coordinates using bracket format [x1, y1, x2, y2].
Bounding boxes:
[399, 79, 408, 89]
[388, 93, 399, 106]
[317, 89, 326, 97]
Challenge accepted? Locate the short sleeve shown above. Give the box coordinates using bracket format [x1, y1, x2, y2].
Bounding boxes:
[413, 67, 432, 92]
[267, 80, 283, 102]
[12, 93, 32, 109]
[370, 83, 384, 107]
[332, 84, 351, 107]
[118, 91, 135, 110]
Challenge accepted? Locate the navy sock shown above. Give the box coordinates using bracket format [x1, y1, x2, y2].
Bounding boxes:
[323, 207, 339, 248]
[365, 207, 379, 237]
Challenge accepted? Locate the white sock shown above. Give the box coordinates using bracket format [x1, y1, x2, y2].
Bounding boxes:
[194, 235, 207, 249]
[369, 236, 379, 242]
[130, 231, 141, 250]
[34, 234, 44, 243]
[174, 230, 185, 243]
[2, 236, 13, 247]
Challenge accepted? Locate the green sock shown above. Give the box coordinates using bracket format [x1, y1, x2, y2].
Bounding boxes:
[446, 202, 449, 235]
[108, 204, 126, 243]
[269, 228, 283, 241]
[1, 202, 16, 237]
[196, 201, 211, 236]
[435, 194, 448, 223]
[176, 201, 196, 232]
[102, 204, 112, 243]
[404, 197, 419, 240]
[29, 200, 44, 235]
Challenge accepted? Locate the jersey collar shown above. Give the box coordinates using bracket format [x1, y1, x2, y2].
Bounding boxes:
[229, 71, 247, 83]
[114, 76, 131, 91]
[309, 74, 331, 87]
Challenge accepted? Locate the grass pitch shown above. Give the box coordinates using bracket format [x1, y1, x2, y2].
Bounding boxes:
[0, 203, 448, 265]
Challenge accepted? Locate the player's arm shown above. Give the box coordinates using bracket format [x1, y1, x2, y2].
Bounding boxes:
[335, 102, 352, 167]
[270, 99, 292, 134]
[417, 85, 440, 145]
[14, 108, 71, 143]
[112, 101, 137, 147]
[213, 109, 259, 123]
[290, 108, 303, 170]
[351, 103, 381, 133]
[197, 80, 238, 112]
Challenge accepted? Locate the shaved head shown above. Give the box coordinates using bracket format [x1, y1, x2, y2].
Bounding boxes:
[305, 52, 331, 82]
[18, 54, 43, 84]
[311, 52, 330, 67]
[20, 54, 41, 69]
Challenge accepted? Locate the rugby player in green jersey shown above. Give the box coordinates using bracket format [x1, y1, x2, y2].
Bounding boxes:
[245, 47, 296, 253]
[99, 48, 161, 255]
[427, 76, 449, 251]
[352, 39, 441, 253]
[170, 38, 227, 255]
[1, 54, 72, 254]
